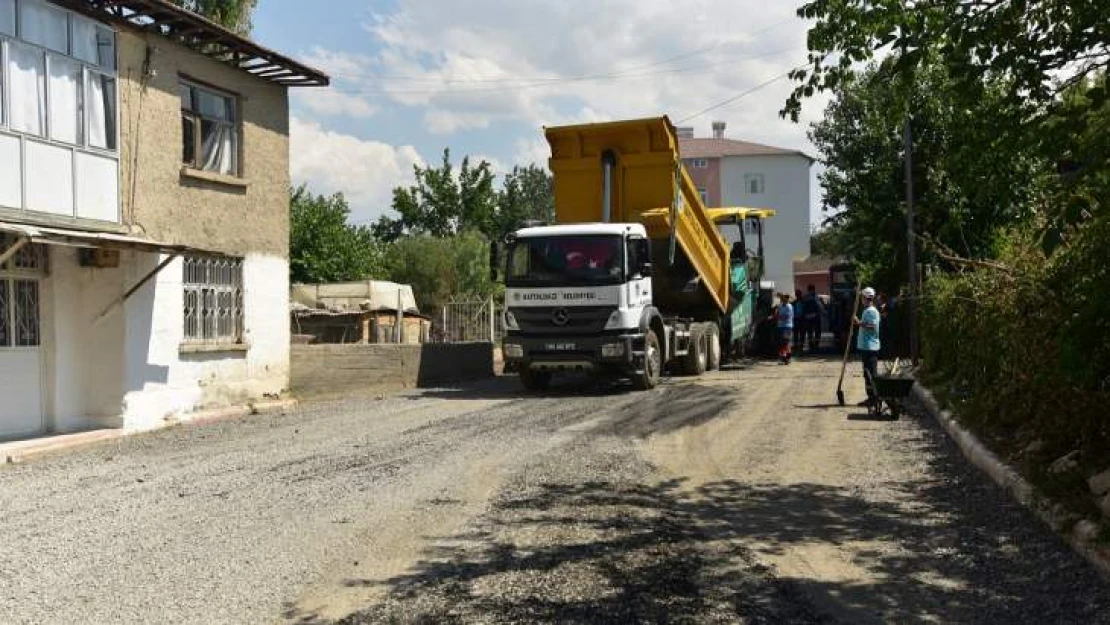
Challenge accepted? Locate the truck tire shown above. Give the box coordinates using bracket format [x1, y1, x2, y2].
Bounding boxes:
[632, 331, 662, 390]
[519, 368, 552, 392]
[706, 322, 721, 371]
[681, 324, 708, 376]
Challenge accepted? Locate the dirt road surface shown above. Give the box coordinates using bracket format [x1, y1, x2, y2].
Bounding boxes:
[2, 358, 1108, 624]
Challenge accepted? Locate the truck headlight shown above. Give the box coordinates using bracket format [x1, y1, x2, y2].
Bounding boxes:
[504, 311, 520, 331]
[601, 342, 625, 358]
[603, 310, 623, 330]
[503, 343, 523, 359]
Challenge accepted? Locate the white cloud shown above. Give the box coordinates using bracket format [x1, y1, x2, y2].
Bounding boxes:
[294, 89, 378, 119]
[343, 0, 825, 152]
[289, 117, 424, 223]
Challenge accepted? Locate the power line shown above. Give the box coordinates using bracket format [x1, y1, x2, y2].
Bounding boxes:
[675, 66, 803, 124]
[316, 15, 801, 87]
[325, 47, 803, 96]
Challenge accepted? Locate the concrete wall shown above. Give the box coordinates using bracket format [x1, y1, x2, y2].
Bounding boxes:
[117, 29, 290, 256]
[721, 154, 812, 293]
[291, 343, 495, 398]
[45, 248, 289, 433]
[683, 158, 722, 207]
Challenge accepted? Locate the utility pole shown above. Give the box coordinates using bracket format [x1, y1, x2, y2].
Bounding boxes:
[904, 116, 919, 365]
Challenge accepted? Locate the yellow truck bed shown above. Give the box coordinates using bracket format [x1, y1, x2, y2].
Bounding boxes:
[544, 117, 731, 315]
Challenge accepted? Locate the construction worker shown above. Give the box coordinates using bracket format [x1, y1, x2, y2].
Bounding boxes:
[853, 287, 881, 405]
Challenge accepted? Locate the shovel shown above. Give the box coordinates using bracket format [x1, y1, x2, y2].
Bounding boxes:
[836, 282, 864, 406]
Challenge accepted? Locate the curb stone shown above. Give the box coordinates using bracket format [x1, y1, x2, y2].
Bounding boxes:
[912, 380, 1110, 580]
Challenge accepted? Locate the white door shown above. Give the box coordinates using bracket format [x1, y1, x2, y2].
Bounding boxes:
[0, 275, 45, 439]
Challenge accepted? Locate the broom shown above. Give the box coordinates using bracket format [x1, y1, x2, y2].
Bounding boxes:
[836, 281, 864, 406]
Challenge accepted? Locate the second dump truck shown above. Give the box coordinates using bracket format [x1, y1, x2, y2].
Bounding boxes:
[497, 116, 774, 391]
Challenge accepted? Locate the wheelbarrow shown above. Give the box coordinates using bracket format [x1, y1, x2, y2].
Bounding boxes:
[865, 362, 916, 419]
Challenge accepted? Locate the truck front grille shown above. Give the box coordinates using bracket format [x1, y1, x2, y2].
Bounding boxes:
[510, 306, 614, 334]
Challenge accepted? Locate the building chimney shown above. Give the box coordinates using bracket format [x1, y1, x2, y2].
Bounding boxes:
[712, 121, 726, 139]
[676, 126, 695, 139]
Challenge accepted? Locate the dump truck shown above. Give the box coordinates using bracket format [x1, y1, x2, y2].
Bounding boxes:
[496, 116, 775, 391]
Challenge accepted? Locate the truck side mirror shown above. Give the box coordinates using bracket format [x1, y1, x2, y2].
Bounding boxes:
[489, 242, 499, 281]
[634, 238, 652, 277]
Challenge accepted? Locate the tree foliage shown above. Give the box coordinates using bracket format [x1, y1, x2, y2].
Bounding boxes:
[784, 0, 1109, 123]
[373, 149, 498, 241]
[374, 151, 554, 243]
[493, 165, 555, 238]
[382, 233, 498, 313]
[809, 57, 1049, 289]
[172, 0, 258, 34]
[289, 185, 384, 284]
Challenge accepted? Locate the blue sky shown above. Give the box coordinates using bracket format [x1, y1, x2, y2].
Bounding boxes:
[251, 0, 828, 226]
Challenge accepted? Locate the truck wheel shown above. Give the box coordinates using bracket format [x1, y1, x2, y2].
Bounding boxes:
[633, 331, 662, 390]
[706, 323, 721, 371]
[519, 368, 552, 392]
[681, 325, 708, 376]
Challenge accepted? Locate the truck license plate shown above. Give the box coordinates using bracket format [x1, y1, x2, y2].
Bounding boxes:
[545, 343, 576, 351]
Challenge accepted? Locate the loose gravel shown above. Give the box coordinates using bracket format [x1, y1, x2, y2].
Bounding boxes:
[2, 361, 1108, 624]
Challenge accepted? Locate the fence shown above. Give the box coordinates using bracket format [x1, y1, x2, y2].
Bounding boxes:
[435, 297, 503, 343]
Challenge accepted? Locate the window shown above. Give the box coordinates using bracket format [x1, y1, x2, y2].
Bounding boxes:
[48, 55, 81, 144]
[688, 158, 708, 168]
[181, 81, 239, 176]
[697, 187, 708, 206]
[86, 71, 116, 149]
[0, 236, 47, 349]
[744, 218, 762, 235]
[9, 41, 46, 136]
[19, 0, 66, 53]
[183, 256, 244, 344]
[0, 2, 119, 222]
[0, 0, 13, 37]
[744, 173, 765, 194]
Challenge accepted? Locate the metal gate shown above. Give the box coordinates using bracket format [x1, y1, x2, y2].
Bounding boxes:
[435, 297, 502, 343]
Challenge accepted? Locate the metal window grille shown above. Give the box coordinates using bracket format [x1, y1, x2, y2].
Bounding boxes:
[183, 255, 243, 343]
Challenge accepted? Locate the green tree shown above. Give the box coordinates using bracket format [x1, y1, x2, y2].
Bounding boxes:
[377, 149, 497, 241]
[493, 165, 554, 238]
[784, 0, 1108, 123]
[172, 0, 258, 34]
[289, 185, 384, 284]
[809, 57, 1050, 289]
[383, 232, 497, 312]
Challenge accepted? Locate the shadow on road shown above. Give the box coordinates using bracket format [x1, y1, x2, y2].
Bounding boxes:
[292, 416, 1110, 625]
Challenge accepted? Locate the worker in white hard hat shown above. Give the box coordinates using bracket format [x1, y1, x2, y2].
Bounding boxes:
[853, 287, 881, 406]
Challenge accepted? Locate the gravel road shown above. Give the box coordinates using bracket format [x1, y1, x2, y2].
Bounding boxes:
[2, 358, 1108, 624]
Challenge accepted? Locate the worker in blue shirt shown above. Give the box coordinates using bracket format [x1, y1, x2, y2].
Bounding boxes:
[854, 287, 881, 405]
[773, 292, 795, 364]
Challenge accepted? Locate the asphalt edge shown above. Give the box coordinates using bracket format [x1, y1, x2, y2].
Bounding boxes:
[912, 380, 1110, 580]
[2, 399, 298, 464]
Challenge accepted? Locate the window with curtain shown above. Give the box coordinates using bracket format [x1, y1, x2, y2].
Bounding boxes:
[48, 55, 82, 144]
[181, 82, 239, 176]
[9, 42, 46, 136]
[0, 0, 14, 36]
[20, 0, 67, 53]
[87, 71, 117, 150]
[71, 14, 115, 70]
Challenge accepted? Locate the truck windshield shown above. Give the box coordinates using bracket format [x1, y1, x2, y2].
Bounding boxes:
[506, 235, 624, 286]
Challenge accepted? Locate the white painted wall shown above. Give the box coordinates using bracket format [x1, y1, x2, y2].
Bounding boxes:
[45, 249, 290, 433]
[120, 253, 290, 431]
[720, 154, 812, 293]
[48, 246, 127, 432]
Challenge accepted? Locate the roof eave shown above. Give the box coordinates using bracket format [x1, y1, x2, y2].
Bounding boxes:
[57, 0, 329, 87]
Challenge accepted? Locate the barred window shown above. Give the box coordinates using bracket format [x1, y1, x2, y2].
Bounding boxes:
[183, 255, 243, 344]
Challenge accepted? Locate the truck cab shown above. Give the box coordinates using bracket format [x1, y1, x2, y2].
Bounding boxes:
[501, 223, 661, 391]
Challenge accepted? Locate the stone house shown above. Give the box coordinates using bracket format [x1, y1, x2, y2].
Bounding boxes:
[0, 0, 327, 438]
